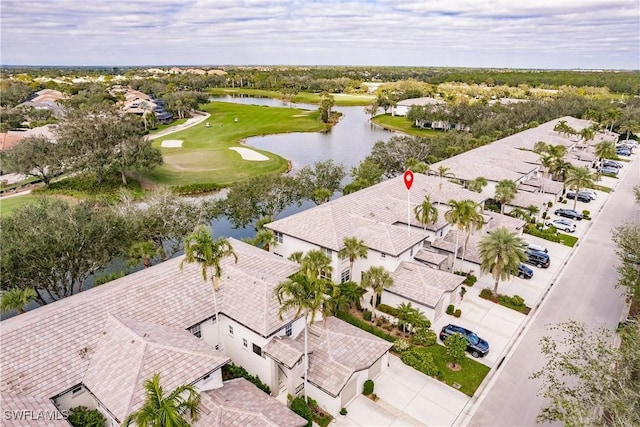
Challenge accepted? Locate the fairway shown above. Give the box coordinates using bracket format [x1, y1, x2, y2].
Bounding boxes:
[208, 88, 375, 106]
[145, 101, 328, 186]
[1, 195, 49, 217]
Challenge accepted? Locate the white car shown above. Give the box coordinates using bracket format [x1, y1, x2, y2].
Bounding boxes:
[527, 243, 549, 253]
[545, 219, 577, 233]
[580, 190, 597, 200]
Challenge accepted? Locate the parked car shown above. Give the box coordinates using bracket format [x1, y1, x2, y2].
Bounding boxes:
[517, 263, 534, 279]
[616, 149, 631, 157]
[599, 166, 619, 175]
[546, 218, 577, 233]
[525, 250, 551, 268]
[439, 324, 489, 358]
[526, 243, 548, 253]
[554, 208, 583, 220]
[578, 190, 597, 201]
[602, 160, 623, 169]
[566, 192, 591, 203]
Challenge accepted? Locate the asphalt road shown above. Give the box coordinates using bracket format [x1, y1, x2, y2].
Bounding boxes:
[466, 154, 639, 427]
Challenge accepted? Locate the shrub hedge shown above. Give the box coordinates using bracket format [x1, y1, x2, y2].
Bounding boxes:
[336, 311, 395, 343]
[413, 328, 437, 347]
[171, 182, 221, 195]
[363, 379, 374, 395]
[401, 347, 439, 377]
[222, 363, 271, 394]
[290, 397, 313, 427]
[376, 303, 399, 317]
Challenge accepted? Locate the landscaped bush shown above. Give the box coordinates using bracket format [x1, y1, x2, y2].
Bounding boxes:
[479, 288, 495, 300]
[68, 406, 106, 427]
[94, 270, 127, 286]
[336, 311, 395, 343]
[290, 397, 313, 427]
[393, 338, 411, 352]
[454, 309, 462, 318]
[446, 304, 455, 315]
[222, 363, 271, 394]
[363, 379, 374, 395]
[582, 210, 591, 220]
[480, 289, 530, 314]
[524, 224, 561, 243]
[454, 271, 477, 286]
[362, 309, 373, 321]
[413, 328, 437, 347]
[376, 303, 399, 317]
[34, 172, 143, 200]
[171, 182, 221, 195]
[401, 347, 439, 377]
[340, 408, 348, 416]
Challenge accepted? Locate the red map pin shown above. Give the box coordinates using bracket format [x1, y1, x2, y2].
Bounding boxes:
[403, 170, 414, 190]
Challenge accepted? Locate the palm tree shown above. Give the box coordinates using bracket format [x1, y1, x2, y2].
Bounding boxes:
[405, 157, 430, 174]
[300, 249, 333, 280]
[494, 180, 518, 214]
[127, 240, 161, 268]
[288, 251, 304, 263]
[338, 237, 368, 281]
[123, 373, 200, 427]
[539, 153, 554, 179]
[553, 120, 576, 138]
[322, 285, 350, 325]
[445, 199, 481, 272]
[546, 144, 568, 160]
[0, 288, 37, 314]
[509, 207, 529, 221]
[594, 141, 617, 163]
[550, 158, 573, 182]
[396, 302, 416, 336]
[578, 127, 596, 148]
[361, 266, 393, 316]
[435, 166, 455, 189]
[339, 281, 366, 310]
[478, 227, 527, 299]
[533, 141, 549, 154]
[524, 205, 540, 222]
[413, 195, 438, 229]
[180, 225, 237, 348]
[466, 176, 488, 193]
[618, 119, 639, 141]
[564, 167, 598, 211]
[275, 271, 329, 399]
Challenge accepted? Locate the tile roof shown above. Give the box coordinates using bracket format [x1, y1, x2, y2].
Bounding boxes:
[0, 239, 299, 421]
[262, 337, 304, 369]
[509, 191, 554, 209]
[264, 318, 392, 397]
[387, 261, 465, 308]
[0, 393, 68, 426]
[413, 249, 448, 266]
[198, 379, 307, 427]
[83, 315, 229, 422]
[432, 229, 483, 265]
[520, 178, 564, 195]
[267, 174, 485, 254]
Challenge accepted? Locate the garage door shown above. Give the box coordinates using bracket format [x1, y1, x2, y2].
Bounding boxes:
[341, 376, 358, 407]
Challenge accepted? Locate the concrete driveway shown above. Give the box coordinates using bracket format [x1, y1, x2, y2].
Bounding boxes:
[335, 355, 469, 427]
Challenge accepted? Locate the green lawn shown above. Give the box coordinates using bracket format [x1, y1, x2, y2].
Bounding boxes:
[372, 114, 444, 137]
[145, 101, 328, 186]
[1, 195, 45, 217]
[425, 344, 491, 396]
[557, 233, 578, 247]
[208, 88, 375, 106]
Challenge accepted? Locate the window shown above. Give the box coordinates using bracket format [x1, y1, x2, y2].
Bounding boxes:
[322, 247, 332, 258]
[228, 325, 234, 336]
[252, 344, 262, 356]
[320, 269, 331, 280]
[242, 338, 248, 349]
[189, 324, 201, 338]
[71, 385, 83, 396]
[285, 322, 292, 337]
[275, 232, 283, 244]
[340, 269, 350, 283]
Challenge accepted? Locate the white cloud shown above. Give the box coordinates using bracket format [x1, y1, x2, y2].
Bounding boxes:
[1, 0, 637, 69]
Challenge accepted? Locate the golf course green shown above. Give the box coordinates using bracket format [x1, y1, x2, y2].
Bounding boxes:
[146, 101, 330, 186]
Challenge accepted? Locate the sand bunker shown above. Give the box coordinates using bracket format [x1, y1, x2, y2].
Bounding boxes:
[229, 147, 269, 161]
[161, 140, 183, 148]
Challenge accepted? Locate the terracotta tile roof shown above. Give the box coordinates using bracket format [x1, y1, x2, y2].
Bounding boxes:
[387, 261, 465, 308]
[0, 393, 68, 426]
[0, 239, 298, 416]
[83, 315, 229, 422]
[199, 378, 307, 427]
[267, 174, 485, 255]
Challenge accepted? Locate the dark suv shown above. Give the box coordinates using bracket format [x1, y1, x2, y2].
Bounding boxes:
[554, 208, 583, 220]
[439, 324, 489, 357]
[525, 250, 550, 268]
[566, 192, 591, 203]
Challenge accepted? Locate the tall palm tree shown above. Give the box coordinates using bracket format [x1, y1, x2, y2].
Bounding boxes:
[494, 180, 518, 214]
[338, 237, 368, 281]
[539, 153, 554, 179]
[524, 205, 540, 222]
[565, 167, 598, 211]
[123, 373, 200, 427]
[618, 119, 639, 141]
[361, 266, 393, 317]
[578, 127, 596, 148]
[466, 176, 488, 193]
[478, 227, 527, 299]
[594, 141, 617, 163]
[396, 302, 416, 336]
[445, 199, 484, 269]
[127, 240, 161, 268]
[300, 249, 333, 280]
[0, 288, 37, 314]
[414, 195, 439, 230]
[322, 285, 350, 325]
[435, 166, 455, 189]
[275, 271, 329, 400]
[553, 120, 576, 138]
[550, 158, 573, 182]
[533, 141, 549, 154]
[180, 225, 237, 348]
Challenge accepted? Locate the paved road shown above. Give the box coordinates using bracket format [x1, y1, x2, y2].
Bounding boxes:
[465, 154, 639, 426]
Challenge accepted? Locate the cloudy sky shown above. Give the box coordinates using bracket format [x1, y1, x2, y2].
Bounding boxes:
[1, 0, 638, 69]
